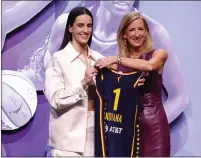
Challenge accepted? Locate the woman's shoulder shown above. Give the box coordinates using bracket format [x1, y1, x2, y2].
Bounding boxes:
[153, 49, 168, 58]
[140, 49, 155, 60]
[141, 48, 167, 59]
[52, 46, 70, 63]
[53, 49, 65, 58]
[153, 48, 167, 53]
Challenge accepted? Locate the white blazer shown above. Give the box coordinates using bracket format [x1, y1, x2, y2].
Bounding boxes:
[44, 42, 103, 153]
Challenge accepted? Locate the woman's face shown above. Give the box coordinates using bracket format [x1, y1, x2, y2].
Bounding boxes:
[124, 18, 147, 48]
[69, 14, 92, 46]
[101, 1, 134, 16]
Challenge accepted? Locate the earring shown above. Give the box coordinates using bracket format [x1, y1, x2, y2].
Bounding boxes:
[123, 38, 127, 46]
[144, 35, 147, 41]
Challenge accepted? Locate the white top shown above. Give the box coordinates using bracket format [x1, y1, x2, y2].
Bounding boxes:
[44, 42, 103, 152]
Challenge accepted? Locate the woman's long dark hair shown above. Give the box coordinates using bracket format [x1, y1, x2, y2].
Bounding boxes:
[60, 7, 93, 50]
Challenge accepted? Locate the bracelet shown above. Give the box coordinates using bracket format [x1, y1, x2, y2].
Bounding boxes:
[117, 56, 122, 65]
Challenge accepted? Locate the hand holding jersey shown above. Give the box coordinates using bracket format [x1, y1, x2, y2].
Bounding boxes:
[95, 57, 146, 87]
[82, 66, 98, 111]
[82, 66, 98, 90]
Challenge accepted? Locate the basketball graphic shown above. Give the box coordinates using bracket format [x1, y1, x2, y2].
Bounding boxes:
[2, 70, 38, 130]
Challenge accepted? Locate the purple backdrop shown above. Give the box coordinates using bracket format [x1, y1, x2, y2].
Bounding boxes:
[2, 0, 198, 156]
[2, 95, 50, 156]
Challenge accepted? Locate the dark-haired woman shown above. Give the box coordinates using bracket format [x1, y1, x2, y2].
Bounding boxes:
[44, 7, 103, 156]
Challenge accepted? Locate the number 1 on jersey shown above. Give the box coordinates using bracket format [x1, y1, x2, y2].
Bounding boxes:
[113, 88, 121, 111]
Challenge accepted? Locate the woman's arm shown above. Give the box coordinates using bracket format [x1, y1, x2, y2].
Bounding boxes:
[44, 54, 87, 110]
[121, 49, 168, 71]
[95, 49, 168, 72]
[145, 17, 189, 123]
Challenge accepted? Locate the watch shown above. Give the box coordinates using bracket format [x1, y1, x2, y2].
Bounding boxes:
[117, 56, 122, 65]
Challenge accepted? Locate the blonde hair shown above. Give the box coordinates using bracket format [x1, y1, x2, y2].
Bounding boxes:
[117, 12, 154, 57]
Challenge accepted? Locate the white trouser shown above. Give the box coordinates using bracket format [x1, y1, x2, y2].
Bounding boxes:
[51, 111, 94, 156]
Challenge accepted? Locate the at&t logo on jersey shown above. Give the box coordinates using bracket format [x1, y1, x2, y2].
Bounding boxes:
[105, 123, 123, 134]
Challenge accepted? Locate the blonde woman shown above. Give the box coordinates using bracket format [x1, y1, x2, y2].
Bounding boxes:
[95, 12, 170, 156]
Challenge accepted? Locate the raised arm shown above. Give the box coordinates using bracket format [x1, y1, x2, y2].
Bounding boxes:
[44, 54, 87, 110]
[120, 49, 167, 71]
[95, 49, 168, 72]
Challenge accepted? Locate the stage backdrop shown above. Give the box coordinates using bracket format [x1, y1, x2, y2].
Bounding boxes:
[1, 1, 201, 156]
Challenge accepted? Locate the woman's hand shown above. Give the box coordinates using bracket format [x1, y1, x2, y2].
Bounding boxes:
[82, 66, 98, 88]
[95, 56, 117, 69]
[138, 78, 145, 87]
